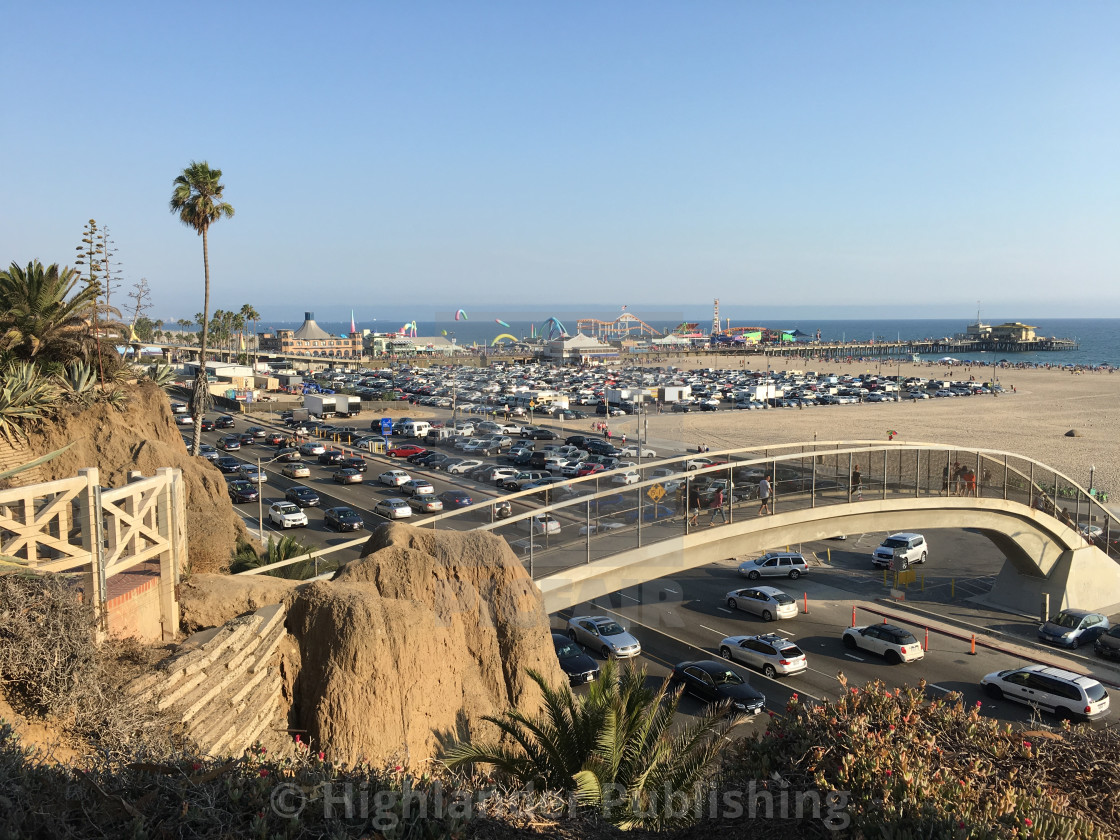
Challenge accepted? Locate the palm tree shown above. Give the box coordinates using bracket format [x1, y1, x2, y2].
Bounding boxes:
[239, 303, 260, 352]
[0, 260, 103, 364]
[445, 661, 745, 830]
[170, 161, 234, 455]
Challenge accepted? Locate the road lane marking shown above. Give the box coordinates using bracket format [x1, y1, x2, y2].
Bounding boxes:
[843, 653, 865, 661]
[717, 607, 733, 614]
[928, 684, 952, 694]
[621, 593, 641, 602]
[698, 624, 725, 636]
[663, 587, 680, 593]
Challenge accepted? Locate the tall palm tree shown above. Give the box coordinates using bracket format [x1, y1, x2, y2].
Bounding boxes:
[170, 161, 234, 455]
[239, 303, 260, 352]
[0, 260, 103, 364]
[445, 662, 745, 830]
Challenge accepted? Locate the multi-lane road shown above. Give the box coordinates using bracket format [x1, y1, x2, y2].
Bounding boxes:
[187, 409, 1117, 730]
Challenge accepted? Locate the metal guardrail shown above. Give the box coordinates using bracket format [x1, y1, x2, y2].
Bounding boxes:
[239, 439, 1117, 582]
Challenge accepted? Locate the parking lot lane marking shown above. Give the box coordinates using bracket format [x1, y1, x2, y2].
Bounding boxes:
[663, 587, 680, 594]
[698, 625, 725, 636]
[622, 593, 641, 602]
[717, 607, 733, 614]
[774, 628, 796, 635]
[843, 653, 865, 661]
[927, 684, 951, 694]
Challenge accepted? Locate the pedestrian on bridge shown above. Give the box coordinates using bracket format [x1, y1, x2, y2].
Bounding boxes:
[709, 488, 727, 526]
[757, 475, 772, 515]
[851, 464, 863, 501]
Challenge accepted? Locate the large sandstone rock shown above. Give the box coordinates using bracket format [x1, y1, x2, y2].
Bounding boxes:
[285, 524, 566, 765]
[178, 573, 302, 632]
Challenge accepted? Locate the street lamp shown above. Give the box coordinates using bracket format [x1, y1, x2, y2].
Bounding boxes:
[257, 451, 288, 537]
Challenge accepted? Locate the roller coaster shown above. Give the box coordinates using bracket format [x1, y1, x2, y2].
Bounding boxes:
[576, 309, 662, 341]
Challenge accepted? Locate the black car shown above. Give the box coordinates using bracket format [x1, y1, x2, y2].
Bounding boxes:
[1094, 625, 1120, 661]
[237, 433, 255, 445]
[227, 480, 259, 504]
[215, 456, 242, 474]
[406, 449, 432, 464]
[324, 506, 365, 531]
[199, 418, 215, 432]
[438, 490, 473, 509]
[522, 427, 558, 440]
[318, 450, 346, 465]
[214, 414, 236, 429]
[669, 660, 766, 715]
[285, 486, 321, 508]
[565, 435, 591, 448]
[586, 440, 620, 456]
[553, 633, 600, 685]
[341, 457, 367, 472]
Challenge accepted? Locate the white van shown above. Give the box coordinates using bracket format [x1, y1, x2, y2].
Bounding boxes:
[400, 420, 431, 438]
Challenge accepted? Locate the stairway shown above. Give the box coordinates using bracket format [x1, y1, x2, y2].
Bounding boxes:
[129, 603, 289, 756]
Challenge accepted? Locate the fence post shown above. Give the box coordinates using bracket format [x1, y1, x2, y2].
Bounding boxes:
[915, 449, 920, 497]
[848, 452, 853, 503]
[811, 455, 817, 508]
[586, 500, 591, 564]
[1028, 462, 1035, 509]
[155, 468, 181, 642]
[78, 468, 107, 642]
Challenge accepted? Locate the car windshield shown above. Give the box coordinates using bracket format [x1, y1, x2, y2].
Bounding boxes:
[1051, 612, 1082, 629]
[597, 622, 624, 636]
[276, 504, 297, 514]
[556, 642, 581, 658]
[713, 670, 744, 686]
[882, 538, 908, 549]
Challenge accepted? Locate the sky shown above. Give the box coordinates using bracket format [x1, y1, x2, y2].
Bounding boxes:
[3, 2, 1119, 322]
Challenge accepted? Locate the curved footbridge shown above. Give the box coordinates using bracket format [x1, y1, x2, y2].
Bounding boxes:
[421, 441, 1120, 617]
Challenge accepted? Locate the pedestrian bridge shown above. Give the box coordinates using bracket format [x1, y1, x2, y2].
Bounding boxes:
[421, 441, 1120, 616]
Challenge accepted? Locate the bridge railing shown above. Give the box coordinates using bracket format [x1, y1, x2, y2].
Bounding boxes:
[410, 441, 1118, 581]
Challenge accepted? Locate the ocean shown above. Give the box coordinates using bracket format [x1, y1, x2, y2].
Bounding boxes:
[253, 316, 1120, 367]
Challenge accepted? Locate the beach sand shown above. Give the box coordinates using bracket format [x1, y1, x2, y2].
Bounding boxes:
[595, 360, 1120, 501]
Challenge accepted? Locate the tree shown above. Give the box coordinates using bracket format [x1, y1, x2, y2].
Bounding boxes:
[170, 160, 234, 456]
[445, 661, 745, 830]
[0, 260, 101, 364]
[239, 303, 260, 353]
[125, 278, 152, 349]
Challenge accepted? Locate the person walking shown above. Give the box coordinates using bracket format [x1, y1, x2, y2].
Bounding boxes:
[757, 475, 772, 515]
[940, 463, 951, 496]
[687, 486, 700, 527]
[708, 487, 727, 525]
[953, 462, 965, 496]
[851, 463, 863, 501]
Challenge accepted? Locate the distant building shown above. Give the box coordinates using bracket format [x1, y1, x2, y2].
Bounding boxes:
[990, 322, 1037, 342]
[964, 319, 992, 339]
[546, 333, 618, 365]
[366, 335, 457, 356]
[257, 312, 362, 358]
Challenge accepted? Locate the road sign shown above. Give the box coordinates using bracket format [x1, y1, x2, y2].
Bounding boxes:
[380, 417, 393, 436]
[647, 483, 666, 503]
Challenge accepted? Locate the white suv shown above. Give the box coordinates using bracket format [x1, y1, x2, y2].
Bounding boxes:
[872, 533, 927, 569]
[718, 633, 808, 678]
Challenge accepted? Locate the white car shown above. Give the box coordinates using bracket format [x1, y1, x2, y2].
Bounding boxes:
[374, 498, 413, 520]
[718, 633, 807, 678]
[842, 624, 925, 664]
[578, 521, 626, 536]
[407, 495, 444, 514]
[281, 463, 311, 479]
[618, 445, 657, 458]
[611, 470, 641, 485]
[238, 464, 267, 484]
[527, 514, 561, 536]
[378, 469, 411, 487]
[447, 459, 483, 475]
[299, 441, 326, 456]
[268, 502, 308, 529]
[489, 468, 519, 485]
[174, 415, 194, 426]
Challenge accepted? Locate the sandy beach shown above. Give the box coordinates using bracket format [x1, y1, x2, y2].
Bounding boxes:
[590, 360, 1120, 502]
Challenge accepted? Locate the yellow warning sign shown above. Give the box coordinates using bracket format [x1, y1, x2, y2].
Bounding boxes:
[647, 483, 666, 503]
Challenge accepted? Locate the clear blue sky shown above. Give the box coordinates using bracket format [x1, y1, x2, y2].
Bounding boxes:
[4, 1, 1118, 321]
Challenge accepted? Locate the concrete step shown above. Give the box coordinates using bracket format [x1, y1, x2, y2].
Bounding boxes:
[214, 678, 283, 756]
[247, 614, 288, 675]
[135, 616, 262, 705]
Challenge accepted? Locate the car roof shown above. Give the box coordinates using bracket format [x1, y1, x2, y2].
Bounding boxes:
[683, 660, 740, 675]
[1015, 663, 1101, 686]
[887, 532, 923, 540]
[1054, 608, 1093, 617]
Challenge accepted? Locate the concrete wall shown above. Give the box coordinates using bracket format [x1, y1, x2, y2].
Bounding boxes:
[107, 577, 164, 641]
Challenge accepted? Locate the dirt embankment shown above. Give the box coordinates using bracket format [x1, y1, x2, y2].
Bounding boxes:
[27, 381, 246, 574]
[181, 523, 566, 765]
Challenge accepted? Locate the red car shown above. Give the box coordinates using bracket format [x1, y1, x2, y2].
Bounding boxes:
[388, 444, 425, 458]
[577, 463, 607, 477]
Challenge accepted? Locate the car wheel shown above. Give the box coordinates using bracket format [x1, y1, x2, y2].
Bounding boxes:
[727, 598, 738, 610]
[789, 570, 801, 580]
[600, 646, 611, 659]
[919, 553, 927, 564]
[762, 664, 777, 678]
[747, 570, 761, 581]
[985, 684, 1003, 700]
[842, 634, 857, 649]
[762, 610, 773, 622]
[885, 650, 902, 665]
[568, 630, 579, 644]
[1070, 637, 1080, 650]
[1056, 706, 1074, 721]
[719, 647, 732, 660]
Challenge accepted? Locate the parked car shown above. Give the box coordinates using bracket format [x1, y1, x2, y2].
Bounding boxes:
[981, 664, 1110, 721]
[842, 624, 924, 664]
[373, 498, 412, 520]
[407, 495, 444, 514]
[438, 490, 473, 509]
[285, 486, 321, 508]
[527, 514, 561, 535]
[566, 616, 641, 659]
[268, 502, 308, 529]
[227, 480, 259, 503]
[737, 552, 809, 580]
[1038, 609, 1110, 649]
[718, 634, 807, 678]
[617, 444, 657, 458]
[332, 467, 363, 485]
[669, 660, 766, 714]
[1094, 625, 1120, 660]
[324, 506, 365, 531]
[448, 459, 484, 475]
[724, 586, 798, 621]
[281, 463, 311, 479]
[553, 633, 600, 686]
[378, 470, 411, 487]
[388, 444, 426, 458]
[872, 533, 928, 569]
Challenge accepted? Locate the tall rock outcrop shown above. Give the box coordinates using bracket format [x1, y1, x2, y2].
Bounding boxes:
[283, 523, 566, 765]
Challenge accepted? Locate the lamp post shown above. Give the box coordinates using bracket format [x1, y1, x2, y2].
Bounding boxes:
[257, 452, 287, 537]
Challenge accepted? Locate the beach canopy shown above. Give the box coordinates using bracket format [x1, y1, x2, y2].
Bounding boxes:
[939, 356, 960, 362]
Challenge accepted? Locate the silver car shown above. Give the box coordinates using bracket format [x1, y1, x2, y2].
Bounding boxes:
[724, 586, 799, 621]
[566, 615, 641, 659]
[718, 633, 807, 678]
[737, 552, 809, 580]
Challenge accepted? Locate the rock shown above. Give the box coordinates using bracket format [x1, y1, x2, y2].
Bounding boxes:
[179, 573, 301, 632]
[285, 523, 566, 765]
[1065, 429, 1081, 437]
